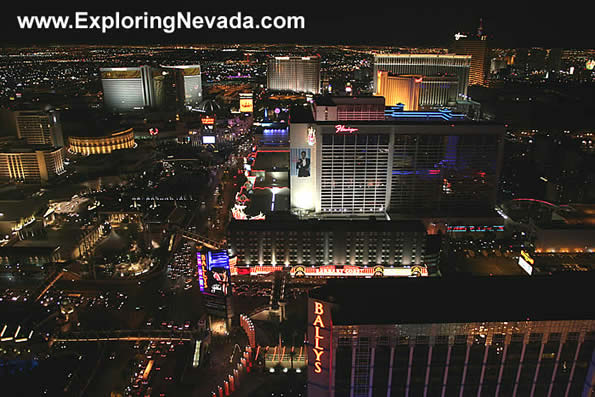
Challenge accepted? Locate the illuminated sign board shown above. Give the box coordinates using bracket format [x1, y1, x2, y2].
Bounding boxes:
[520, 250, 534, 265]
[239, 93, 254, 113]
[312, 302, 325, 373]
[518, 257, 533, 275]
[198, 250, 231, 296]
[308, 299, 332, 396]
[334, 125, 359, 134]
[202, 136, 216, 144]
[202, 117, 215, 125]
[197, 253, 208, 292]
[587, 60, 595, 70]
[230, 264, 428, 277]
[290, 265, 427, 277]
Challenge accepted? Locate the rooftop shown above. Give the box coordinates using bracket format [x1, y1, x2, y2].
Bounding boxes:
[309, 273, 595, 325]
[251, 151, 289, 170]
[313, 95, 385, 107]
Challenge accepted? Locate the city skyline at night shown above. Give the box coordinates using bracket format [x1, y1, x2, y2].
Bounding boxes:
[0, 4, 593, 397]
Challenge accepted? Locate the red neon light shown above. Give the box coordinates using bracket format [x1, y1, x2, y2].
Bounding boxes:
[335, 125, 359, 134]
[512, 198, 556, 207]
[428, 169, 440, 175]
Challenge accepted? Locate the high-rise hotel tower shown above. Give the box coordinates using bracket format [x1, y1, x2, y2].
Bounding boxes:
[373, 54, 471, 99]
[267, 56, 321, 94]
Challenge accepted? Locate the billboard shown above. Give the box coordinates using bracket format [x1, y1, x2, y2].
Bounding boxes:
[202, 135, 216, 144]
[197, 250, 232, 296]
[239, 92, 253, 113]
[289, 124, 316, 212]
[518, 250, 534, 275]
[291, 148, 311, 178]
[198, 250, 233, 319]
[204, 250, 231, 296]
[201, 116, 215, 125]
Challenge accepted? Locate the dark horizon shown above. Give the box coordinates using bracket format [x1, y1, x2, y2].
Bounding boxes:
[0, 3, 592, 49]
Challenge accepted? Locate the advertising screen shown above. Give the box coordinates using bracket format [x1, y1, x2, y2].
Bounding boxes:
[201, 117, 215, 125]
[239, 95, 253, 113]
[202, 136, 216, 144]
[205, 265, 231, 296]
[201, 250, 231, 297]
[518, 257, 533, 275]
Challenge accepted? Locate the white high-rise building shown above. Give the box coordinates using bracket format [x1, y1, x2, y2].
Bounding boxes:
[100, 66, 161, 112]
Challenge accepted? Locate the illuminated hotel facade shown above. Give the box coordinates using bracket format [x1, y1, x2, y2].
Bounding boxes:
[451, 36, 489, 87]
[101, 66, 158, 112]
[227, 218, 427, 268]
[267, 56, 321, 94]
[289, 110, 505, 218]
[101, 64, 202, 112]
[308, 276, 595, 397]
[313, 96, 385, 121]
[163, 65, 203, 107]
[375, 72, 459, 110]
[373, 54, 471, 98]
[68, 128, 135, 155]
[14, 110, 64, 147]
[0, 146, 65, 184]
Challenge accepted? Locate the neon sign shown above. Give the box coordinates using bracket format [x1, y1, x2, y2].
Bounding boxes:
[290, 265, 428, 277]
[521, 250, 534, 265]
[312, 302, 326, 374]
[201, 117, 215, 125]
[335, 125, 359, 134]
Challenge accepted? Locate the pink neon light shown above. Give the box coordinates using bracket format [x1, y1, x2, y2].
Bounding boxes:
[335, 125, 359, 134]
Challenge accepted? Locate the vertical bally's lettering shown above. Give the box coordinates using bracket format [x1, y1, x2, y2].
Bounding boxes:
[313, 301, 325, 373]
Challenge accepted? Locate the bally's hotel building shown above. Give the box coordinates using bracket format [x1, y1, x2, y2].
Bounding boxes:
[308, 275, 595, 397]
[289, 107, 505, 218]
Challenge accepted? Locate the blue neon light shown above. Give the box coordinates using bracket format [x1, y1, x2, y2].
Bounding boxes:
[384, 107, 466, 121]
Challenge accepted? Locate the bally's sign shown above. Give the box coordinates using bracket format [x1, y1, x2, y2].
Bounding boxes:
[308, 299, 332, 396]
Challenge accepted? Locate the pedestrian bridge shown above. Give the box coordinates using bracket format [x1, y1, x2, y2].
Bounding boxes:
[52, 328, 208, 343]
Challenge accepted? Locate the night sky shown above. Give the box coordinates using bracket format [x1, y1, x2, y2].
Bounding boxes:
[0, 2, 591, 48]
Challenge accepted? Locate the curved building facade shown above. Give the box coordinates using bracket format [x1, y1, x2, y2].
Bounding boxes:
[68, 128, 135, 155]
